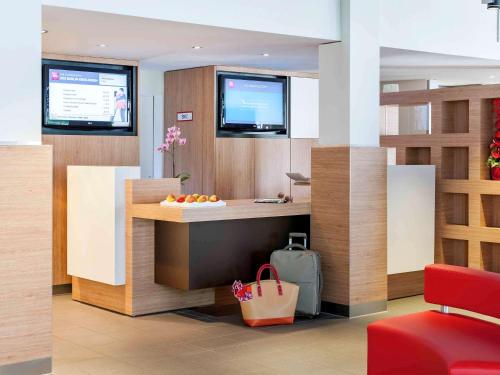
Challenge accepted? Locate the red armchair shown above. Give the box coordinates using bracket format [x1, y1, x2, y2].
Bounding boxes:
[367, 264, 500, 375]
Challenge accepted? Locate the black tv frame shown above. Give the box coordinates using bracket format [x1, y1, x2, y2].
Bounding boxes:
[41, 59, 137, 136]
[217, 72, 289, 138]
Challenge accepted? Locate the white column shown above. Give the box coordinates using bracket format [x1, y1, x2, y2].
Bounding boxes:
[319, 0, 380, 147]
[0, 0, 41, 145]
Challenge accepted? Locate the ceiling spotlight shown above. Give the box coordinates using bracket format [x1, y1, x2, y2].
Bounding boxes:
[485, 0, 500, 8]
[41, 29, 48, 34]
[262, 53, 270, 57]
[192, 46, 202, 50]
[98, 43, 107, 48]
[490, 75, 497, 79]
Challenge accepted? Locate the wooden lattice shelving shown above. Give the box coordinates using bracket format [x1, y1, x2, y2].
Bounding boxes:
[381, 85, 500, 275]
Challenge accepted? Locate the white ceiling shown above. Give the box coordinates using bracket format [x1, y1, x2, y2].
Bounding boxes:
[380, 48, 500, 86]
[42, 6, 329, 72]
[42, 6, 500, 86]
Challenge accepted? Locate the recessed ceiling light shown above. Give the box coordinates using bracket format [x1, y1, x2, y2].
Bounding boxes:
[262, 53, 270, 57]
[41, 29, 48, 34]
[490, 75, 496, 79]
[192, 46, 202, 50]
[98, 43, 107, 48]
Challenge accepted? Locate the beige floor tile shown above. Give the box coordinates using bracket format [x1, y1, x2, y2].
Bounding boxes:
[53, 326, 117, 347]
[52, 337, 104, 365]
[52, 294, 435, 375]
[64, 357, 144, 375]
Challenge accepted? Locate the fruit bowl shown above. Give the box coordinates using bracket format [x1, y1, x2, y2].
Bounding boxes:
[160, 200, 226, 208]
[159, 194, 226, 208]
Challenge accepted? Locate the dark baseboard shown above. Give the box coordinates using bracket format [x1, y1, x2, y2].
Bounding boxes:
[322, 300, 387, 318]
[0, 357, 51, 375]
[52, 283, 72, 295]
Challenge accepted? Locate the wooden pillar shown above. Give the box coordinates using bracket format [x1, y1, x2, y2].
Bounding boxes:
[0, 146, 52, 374]
[316, 0, 386, 317]
[311, 146, 387, 317]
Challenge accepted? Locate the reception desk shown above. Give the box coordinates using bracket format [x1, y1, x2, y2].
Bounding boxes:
[72, 178, 310, 316]
[132, 200, 310, 290]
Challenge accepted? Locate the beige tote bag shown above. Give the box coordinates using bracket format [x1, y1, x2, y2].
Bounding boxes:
[239, 264, 299, 327]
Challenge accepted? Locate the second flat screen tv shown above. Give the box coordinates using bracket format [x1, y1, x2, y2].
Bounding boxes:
[218, 73, 288, 135]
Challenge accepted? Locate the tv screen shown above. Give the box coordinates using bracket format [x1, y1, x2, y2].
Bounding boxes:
[42, 60, 136, 135]
[218, 73, 288, 134]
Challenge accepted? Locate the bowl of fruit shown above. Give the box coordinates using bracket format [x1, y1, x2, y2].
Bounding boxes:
[160, 193, 226, 208]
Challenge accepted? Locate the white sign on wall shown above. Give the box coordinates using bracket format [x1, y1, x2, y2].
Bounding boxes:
[177, 111, 193, 122]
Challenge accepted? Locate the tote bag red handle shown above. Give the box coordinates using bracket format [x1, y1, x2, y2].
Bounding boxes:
[256, 263, 283, 297]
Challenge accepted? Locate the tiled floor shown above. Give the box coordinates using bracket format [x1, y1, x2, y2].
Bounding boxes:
[53, 295, 433, 375]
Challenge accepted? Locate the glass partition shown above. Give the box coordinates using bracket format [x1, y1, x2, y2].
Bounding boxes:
[380, 103, 431, 135]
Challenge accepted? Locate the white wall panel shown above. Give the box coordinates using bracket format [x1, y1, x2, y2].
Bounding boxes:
[290, 77, 319, 139]
[387, 165, 435, 274]
[67, 166, 140, 285]
[0, 1, 41, 144]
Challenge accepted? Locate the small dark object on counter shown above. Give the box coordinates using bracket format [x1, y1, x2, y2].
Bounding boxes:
[277, 192, 293, 203]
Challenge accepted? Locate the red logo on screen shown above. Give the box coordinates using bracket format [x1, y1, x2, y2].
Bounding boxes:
[51, 71, 60, 80]
[228, 80, 235, 88]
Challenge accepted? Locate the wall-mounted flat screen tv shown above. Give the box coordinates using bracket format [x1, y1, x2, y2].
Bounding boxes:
[218, 72, 288, 135]
[42, 59, 137, 135]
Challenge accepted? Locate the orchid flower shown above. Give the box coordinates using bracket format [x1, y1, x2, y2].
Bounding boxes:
[156, 125, 190, 183]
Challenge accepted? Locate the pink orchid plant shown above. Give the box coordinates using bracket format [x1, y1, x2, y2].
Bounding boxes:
[156, 126, 190, 183]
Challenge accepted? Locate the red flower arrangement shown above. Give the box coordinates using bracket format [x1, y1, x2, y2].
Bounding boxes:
[486, 98, 500, 180]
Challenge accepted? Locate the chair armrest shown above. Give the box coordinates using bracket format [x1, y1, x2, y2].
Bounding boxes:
[450, 361, 500, 375]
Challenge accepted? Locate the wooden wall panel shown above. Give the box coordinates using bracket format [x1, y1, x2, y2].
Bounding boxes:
[0, 146, 52, 366]
[164, 66, 316, 201]
[311, 147, 351, 306]
[381, 84, 500, 285]
[349, 148, 388, 306]
[291, 139, 318, 199]
[388, 271, 424, 300]
[255, 138, 291, 199]
[164, 66, 216, 195]
[215, 138, 255, 199]
[41, 53, 140, 286]
[43, 135, 139, 285]
[311, 147, 387, 315]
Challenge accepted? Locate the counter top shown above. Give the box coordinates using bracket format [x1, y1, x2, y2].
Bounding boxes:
[130, 199, 311, 223]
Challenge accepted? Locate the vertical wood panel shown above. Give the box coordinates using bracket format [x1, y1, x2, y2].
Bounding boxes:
[311, 147, 350, 305]
[311, 146, 387, 312]
[350, 148, 387, 305]
[0, 146, 52, 366]
[255, 138, 291, 199]
[164, 67, 216, 195]
[215, 138, 255, 199]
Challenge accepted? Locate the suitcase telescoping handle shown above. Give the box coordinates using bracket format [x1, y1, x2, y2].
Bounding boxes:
[289, 232, 307, 248]
[256, 264, 283, 297]
[283, 243, 307, 251]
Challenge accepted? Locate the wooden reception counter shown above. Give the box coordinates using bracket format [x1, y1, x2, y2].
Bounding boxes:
[72, 178, 310, 316]
[131, 199, 310, 222]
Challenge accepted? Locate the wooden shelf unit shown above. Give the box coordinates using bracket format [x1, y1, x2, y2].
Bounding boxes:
[380, 84, 500, 274]
[405, 147, 431, 165]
